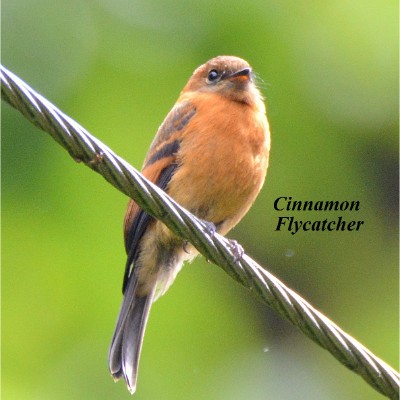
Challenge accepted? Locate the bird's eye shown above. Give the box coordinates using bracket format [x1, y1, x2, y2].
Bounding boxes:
[207, 69, 220, 83]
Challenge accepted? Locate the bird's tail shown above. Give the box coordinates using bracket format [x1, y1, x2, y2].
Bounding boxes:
[108, 277, 155, 394]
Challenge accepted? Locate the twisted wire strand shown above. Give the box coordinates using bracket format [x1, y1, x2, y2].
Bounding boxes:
[2, 65, 398, 399]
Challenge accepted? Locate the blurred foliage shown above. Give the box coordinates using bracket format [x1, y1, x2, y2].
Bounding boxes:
[2, 1, 398, 399]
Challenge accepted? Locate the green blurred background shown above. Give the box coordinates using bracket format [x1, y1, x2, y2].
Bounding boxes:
[2, 1, 398, 399]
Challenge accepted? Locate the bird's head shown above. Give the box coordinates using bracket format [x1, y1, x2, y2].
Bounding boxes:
[183, 55, 264, 107]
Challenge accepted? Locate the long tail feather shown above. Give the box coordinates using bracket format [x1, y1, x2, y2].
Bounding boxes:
[109, 276, 155, 394]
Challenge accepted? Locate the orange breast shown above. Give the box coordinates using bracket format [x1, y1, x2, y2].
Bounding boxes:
[167, 92, 270, 234]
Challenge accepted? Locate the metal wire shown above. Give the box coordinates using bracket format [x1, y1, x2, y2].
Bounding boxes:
[2, 64, 398, 399]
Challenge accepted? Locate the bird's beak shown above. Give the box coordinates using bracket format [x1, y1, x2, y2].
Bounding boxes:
[227, 68, 252, 81]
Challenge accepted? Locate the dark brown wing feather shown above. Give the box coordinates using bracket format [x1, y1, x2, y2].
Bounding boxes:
[142, 101, 196, 168]
[121, 101, 196, 293]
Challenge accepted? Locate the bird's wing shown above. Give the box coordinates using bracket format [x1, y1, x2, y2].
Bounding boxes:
[122, 101, 196, 293]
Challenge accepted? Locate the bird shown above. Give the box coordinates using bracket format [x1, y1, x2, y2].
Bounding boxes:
[108, 55, 271, 394]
